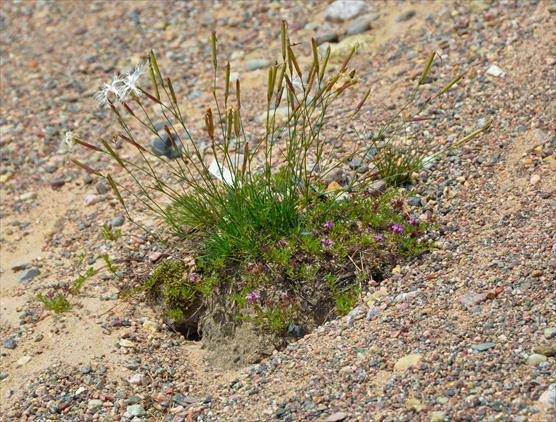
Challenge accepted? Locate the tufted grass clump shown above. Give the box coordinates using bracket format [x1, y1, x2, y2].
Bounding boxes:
[74, 22, 489, 341]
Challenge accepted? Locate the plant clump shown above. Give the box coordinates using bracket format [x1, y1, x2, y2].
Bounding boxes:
[73, 21, 489, 364]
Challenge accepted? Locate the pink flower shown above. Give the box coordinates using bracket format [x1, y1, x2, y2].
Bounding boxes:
[277, 239, 288, 248]
[374, 233, 384, 241]
[322, 220, 335, 230]
[321, 237, 334, 247]
[391, 223, 404, 234]
[408, 217, 417, 225]
[246, 291, 260, 303]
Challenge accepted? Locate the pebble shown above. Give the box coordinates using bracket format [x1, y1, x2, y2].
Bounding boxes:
[526, 354, 547, 365]
[18, 268, 40, 282]
[16, 356, 31, 366]
[459, 292, 488, 308]
[472, 342, 496, 352]
[396, 10, 416, 22]
[394, 353, 422, 371]
[3, 338, 17, 350]
[49, 177, 65, 188]
[326, 412, 347, 421]
[533, 344, 556, 357]
[325, 0, 367, 22]
[486, 64, 505, 77]
[430, 411, 446, 422]
[111, 215, 125, 227]
[88, 399, 103, 409]
[245, 59, 272, 71]
[544, 327, 556, 339]
[125, 404, 146, 417]
[346, 13, 380, 36]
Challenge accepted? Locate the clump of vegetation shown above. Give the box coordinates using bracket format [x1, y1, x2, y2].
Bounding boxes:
[37, 239, 121, 313]
[73, 22, 488, 345]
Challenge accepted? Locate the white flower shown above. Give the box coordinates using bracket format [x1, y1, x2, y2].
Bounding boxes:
[122, 63, 146, 97]
[94, 63, 146, 107]
[64, 131, 75, 147]
[94, 75, 126, 106]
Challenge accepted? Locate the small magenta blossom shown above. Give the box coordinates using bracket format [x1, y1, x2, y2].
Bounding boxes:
[391, 223, 404, 234]
[321, 237, 334, 247]
[322, 220, 335, 230]
[408, 217, 417, 225]
[246, 291, 260, 303]
[281, 291, 289, 301]
[277, 239, 288, 248]
[374, 233, 384, 241]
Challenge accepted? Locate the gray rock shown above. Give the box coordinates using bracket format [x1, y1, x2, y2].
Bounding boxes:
[407, 196, 422, 207]
[325, 0, 368, 22]
[349, 158, 362, 169]
[396, 10, 416, 22]
[287, 323, 306, 337]
[3, 338, 17, 349]
[246, 59, 272, 71]
[87, 399, 103, 409]
[472, 342, 495, 352]
[368, 180, 387, 197]
[544, 327, 556, 339]
[111, 215, 125, 227]
[316, 31, 340, 46]
[527, 354, 547, 365]
[95, 180, 110, 194]
[346, 13, 380, 36]
[49, 178, 65, 188]
[125, 404, 146, 417]
[150, 133, 182, 159]
[18, 268, 40, 282]
[323, 168, 347, 185]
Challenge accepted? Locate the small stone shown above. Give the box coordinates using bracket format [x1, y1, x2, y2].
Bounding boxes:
[11, 262, 31, 272]
[34, 334, 44, 342]
[119, 339, 135, 348]
[530, 174, 540, 185]
[405, 398, 425, 412]
[472, 342, 496, 352]
[125, 404, 146, 417]
[3, 338, 17, 349]
[527, 354, 547, 365]
[486, 64, 505, 77]
[49, 178, 65, 188]
[368, 180, 387, 197]
[16, 356, 31, 366]
[346, 13, 380, 36]
[84, 194, 103, 206]
[287, 323, 306, 337]
[396, 10, 416, 22]
[394, 353, 422, 371]
[246, 59, 272, 71]
[142, 320, 159, 332]
[75, 386, 87, 396]
[18, 268, 40, 282]
[326, 412, 347, 421]
[533, 344, 556, 357]
[111, 215, 125, 227]
[407, 196, 422, 207]
[88, 399, 103, 409]
[316, 31, 339, 46]
[150, 133, 182, 159]
[95, 180, 110, 194]
[544, 327, 556, 339]
[459, 292, 488, 308]
[329, 34, 374, 62]
[537, 385, 556, 409]
[19, 192, 37, 202]
[128, 373, 146, 385]
[430, 411, 446, 422]
[325, 0, 367, 22]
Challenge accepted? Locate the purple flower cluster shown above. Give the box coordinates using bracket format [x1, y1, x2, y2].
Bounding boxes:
[374, 233, 384, 242]
[321, 237, 334, 247]
[391, 223, 404, 234]
[322, 220, 335, 230]
[246, 291, 260, 303]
